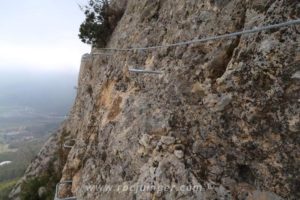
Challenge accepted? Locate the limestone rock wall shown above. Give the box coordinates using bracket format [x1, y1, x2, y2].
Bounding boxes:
[11, 0, 300, 199]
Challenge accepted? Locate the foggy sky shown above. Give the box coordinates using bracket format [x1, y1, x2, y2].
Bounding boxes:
[0, 0, 91, 73]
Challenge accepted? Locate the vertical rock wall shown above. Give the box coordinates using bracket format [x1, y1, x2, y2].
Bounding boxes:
[11, 0, 300, 199]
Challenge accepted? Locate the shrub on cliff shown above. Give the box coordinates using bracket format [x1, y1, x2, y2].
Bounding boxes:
[78, 0, 124, 48]
[19, 160, 61, 200]
[20, 174, 60, 200]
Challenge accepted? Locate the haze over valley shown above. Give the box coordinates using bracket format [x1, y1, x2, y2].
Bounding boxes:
[0, 67, 78, 198]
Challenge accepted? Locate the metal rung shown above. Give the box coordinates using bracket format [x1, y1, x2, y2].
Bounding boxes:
[54, 181, 76, 200]
[129, 68, 162, 74]
[63, 140, 76, 149]
[291, 71, 300, 79]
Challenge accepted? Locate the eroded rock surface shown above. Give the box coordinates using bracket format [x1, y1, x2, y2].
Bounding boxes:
[10, 0, 300, 199]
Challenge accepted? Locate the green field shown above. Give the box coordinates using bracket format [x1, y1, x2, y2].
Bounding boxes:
[0, 139, 45, 183]
[0, 178, 19, 200]
[0, 106, 61, 192]
[0, 143, 17, 154]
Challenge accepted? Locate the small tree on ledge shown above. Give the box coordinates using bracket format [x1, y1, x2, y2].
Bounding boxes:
[78, 0, 124, 48]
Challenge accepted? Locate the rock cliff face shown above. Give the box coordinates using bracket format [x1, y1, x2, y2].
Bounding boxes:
[10, 0, 300, 199]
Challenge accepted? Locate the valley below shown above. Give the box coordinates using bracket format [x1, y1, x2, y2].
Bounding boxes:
[0, 105, 65, 199]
